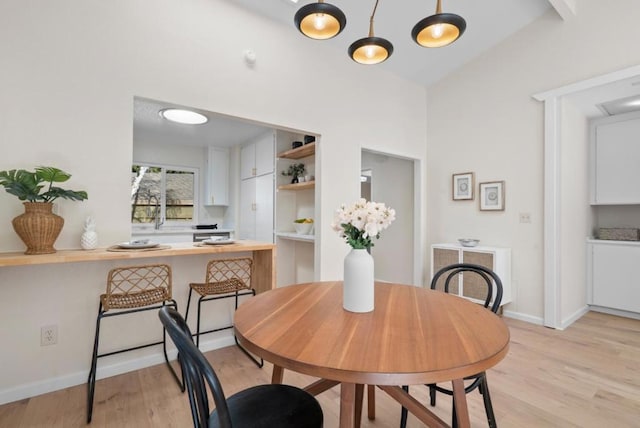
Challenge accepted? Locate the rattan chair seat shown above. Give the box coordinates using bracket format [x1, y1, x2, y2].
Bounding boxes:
[100, 287, 170, 310]
[189, 278, 249, 297]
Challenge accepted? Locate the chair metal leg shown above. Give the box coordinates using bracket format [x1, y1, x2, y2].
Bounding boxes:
[184, 287, 194, 326]
[232, 289, 262, 368]
[479, 374, 497, 428]
[233, 335, 264, 368]
[87, 300, 185, 423]
[196, 296, 204, 348]
[189, 287, 263, 368]
[86, 303, 103, 424]
[399, 385, 409, 428]
[429, 383, 437, 406]
[162, 300, 184, 391]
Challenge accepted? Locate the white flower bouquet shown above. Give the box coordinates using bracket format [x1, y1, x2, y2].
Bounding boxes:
[332, 198, 396, 249]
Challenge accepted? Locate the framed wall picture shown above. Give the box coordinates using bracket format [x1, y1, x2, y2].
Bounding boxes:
[452, 172, 474, 200]
[479, 181, 505, 211]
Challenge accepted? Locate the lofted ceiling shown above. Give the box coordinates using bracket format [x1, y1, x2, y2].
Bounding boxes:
[135, 1, 563, 147]
[231, 0, 555, 87]
[137, 1, 640, 148]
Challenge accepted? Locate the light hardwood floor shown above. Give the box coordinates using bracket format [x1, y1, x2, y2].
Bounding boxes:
[1, 311, 638, 427]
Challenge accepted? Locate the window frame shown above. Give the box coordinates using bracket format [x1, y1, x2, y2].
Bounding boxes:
[131, 162, 199, 229]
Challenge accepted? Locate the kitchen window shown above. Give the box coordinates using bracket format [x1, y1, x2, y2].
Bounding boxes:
[131, 164, 198, 226]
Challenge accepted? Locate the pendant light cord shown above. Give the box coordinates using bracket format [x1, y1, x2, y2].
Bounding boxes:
[368, 0, 380, 37]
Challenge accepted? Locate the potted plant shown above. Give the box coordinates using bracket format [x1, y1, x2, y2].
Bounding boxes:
[281, 163, 306, 184]
[0, 166, 88, 254]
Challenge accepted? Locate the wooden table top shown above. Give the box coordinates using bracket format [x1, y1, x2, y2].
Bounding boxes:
[0, 240, 275, 267]
[234, 281, 510, 386]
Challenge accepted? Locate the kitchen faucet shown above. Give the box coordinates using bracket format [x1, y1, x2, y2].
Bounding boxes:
[154, 205, 164, 230]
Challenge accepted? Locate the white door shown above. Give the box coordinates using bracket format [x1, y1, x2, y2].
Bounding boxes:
[240, 144, 256, 180]
[255, 173, 274, 243]
[239, 178, 256, 240]
[255, 132, 274, 176]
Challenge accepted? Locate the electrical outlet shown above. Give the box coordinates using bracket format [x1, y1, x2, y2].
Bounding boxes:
[519, 213, 531, 223]
[41, 325, 58, 346]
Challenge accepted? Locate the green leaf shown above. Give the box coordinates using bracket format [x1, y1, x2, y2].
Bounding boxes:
[35, 166, 71, 183]
[43, 187, 88, 203]
[0, 169, 43, 201]
[0, 167, 87, 203]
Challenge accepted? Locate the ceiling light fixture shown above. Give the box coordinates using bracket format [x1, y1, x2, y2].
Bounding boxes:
[159, 108, 208, 125]
[294, 0, 347, 40]
[412, 0, 466, 48]
[348, 0, 393, 65]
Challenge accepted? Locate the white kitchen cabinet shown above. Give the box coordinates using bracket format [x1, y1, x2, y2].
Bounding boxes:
[431, 244, 512, 306]
[204, 146, 229, 206]
[587, 239, 640, 315]
[239, 173, 273, 243]
[240, 132, 274, 180]
[590, 112, 640, 204]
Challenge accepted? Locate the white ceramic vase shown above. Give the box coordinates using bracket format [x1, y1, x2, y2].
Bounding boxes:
[343, 248, 374, 313]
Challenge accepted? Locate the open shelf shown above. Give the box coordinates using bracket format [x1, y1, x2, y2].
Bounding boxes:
[277, 142, 315, 160]
[278, 181, 315, 191]
[276, 232, 315, 243]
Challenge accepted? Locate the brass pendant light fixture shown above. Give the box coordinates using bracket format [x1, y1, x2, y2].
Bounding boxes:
[348, 0, 393, 65]
[294, 0, 347, 40]
[412, 0, 466, 48]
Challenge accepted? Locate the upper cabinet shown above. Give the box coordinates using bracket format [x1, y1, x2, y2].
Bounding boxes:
[204, 146, 229, 206]
[591, 112, 640, 204]
[240, 132, 274, 180]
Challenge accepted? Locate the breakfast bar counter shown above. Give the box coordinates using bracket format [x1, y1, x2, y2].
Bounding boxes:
[0, 240, 276, 292]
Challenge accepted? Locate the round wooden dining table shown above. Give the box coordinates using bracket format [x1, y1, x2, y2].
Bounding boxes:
[234, 281, 510, 428]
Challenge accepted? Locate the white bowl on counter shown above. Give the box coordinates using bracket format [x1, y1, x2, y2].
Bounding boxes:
[458, 238, 480, 247]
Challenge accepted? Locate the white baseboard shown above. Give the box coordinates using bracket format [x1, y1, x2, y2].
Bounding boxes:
[0, 335, 235, 406]
[560, 305, 590, 330]
[502, 310, 544, 325]
[589, 305, 640, 320]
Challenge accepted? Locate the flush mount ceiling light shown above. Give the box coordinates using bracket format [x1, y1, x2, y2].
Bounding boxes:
[412, 0, 466, 48]
[294, 0, 347, 40]
[348, 0, 393, 65]
[159, 108, 208, 125]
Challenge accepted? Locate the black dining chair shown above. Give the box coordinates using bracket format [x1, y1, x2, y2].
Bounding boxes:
[158, 306, 324, 428]
[400, 263, 503, 428]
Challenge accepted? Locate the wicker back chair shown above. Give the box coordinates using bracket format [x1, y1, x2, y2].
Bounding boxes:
[159, 307, 323, 428]
[185, 258, 262, 367]
[87, 264, 183, 423]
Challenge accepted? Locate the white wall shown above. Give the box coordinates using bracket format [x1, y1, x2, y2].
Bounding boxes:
[426, 0, 640, 320]
[0, 0, 427, 402]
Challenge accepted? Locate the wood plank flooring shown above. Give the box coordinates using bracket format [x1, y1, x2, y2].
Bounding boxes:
[0, 311, 638, 427]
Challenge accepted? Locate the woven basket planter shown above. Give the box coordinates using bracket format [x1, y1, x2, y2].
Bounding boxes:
[12, 202, 64, 254]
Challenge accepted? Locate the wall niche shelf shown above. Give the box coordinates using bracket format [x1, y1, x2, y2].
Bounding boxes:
[276, 232, 315, 243]
[278, 181, 315, 191]
[277, 142, 316, 160]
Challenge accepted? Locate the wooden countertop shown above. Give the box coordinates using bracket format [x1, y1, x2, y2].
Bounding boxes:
[0, 240, 275, 267]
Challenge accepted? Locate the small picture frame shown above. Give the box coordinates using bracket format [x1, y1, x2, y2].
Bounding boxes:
[452, 172, 474, 200]
[479, 181, 505, 211]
